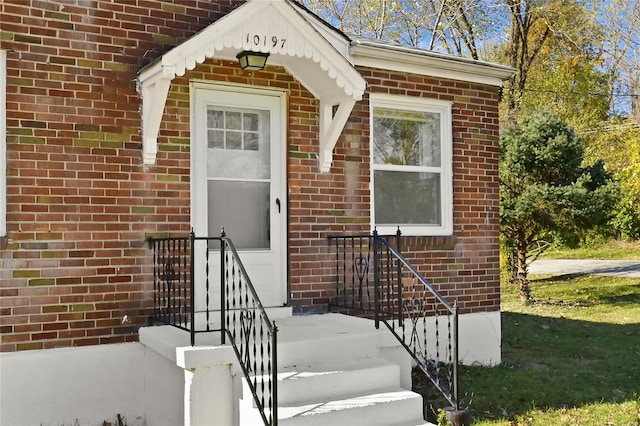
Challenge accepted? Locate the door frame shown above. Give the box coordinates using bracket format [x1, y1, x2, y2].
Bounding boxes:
[190, 81, 288, 308]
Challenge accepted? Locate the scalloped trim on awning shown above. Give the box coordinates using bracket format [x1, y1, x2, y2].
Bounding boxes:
[138, 0, 366, 171]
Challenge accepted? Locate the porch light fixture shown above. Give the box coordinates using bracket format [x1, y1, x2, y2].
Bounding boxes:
[236, 51, 269, 71]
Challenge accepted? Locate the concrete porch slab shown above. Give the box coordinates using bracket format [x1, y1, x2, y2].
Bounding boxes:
[143, 312, 385, 348]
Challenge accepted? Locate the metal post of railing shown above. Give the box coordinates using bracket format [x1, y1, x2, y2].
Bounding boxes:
[452, 303, 459, 410]
[220, 227, 226, 345]
[151, 239, 157, 321]
[373, 228, 380, 329]
[189, 229, 196, 346]
[169, 238, 174, 326]
[396, 227, 402, 324]
[350, 237, 356, 306]
[271, 323, 278, 426]
[334, 237, 340, 305]
[444, 301, 470, 426]
[205, 239, 210, 332]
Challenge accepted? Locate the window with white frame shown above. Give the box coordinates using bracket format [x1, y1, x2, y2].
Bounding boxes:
[370, 94, 453, 236]
[1, 50, 6, 237]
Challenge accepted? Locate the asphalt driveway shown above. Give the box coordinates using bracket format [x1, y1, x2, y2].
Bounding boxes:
[529, 259, 640, 278]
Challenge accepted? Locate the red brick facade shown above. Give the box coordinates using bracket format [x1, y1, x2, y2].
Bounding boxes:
[0, 0, 501, 352]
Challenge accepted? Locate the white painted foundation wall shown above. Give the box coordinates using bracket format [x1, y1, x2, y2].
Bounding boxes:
[0, 343, 146, 426]
[0, 310, 501, 426]
[455, 311, 501, 366]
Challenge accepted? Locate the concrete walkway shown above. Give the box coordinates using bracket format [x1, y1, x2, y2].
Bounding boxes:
[529, 259, 640, 278]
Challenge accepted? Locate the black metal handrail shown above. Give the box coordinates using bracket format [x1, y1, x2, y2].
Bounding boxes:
[328, 229, 461, 412]
[148, 230, 278, 426]
[221, 234, 278, 426]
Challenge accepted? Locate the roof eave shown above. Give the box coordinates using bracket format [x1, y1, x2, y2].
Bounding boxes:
[350, 39, 515, 87]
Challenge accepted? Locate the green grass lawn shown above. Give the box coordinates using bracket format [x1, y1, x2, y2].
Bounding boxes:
[541, 239, 640, 260]
[458, 274, 640, 425]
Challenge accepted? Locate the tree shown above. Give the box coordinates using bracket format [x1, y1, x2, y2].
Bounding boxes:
[598, 0, 640, 121]
[512, 7, 610, 132]
[303, 0, 640, 247]
[424, 0, 499, 59]
[500, 111, 617, 301]
[302, 0, 406, 43]
[303, 0, 610, 123]
[301, 0, 494, 57]
[585, 122, 640, 239]
[499, 0, 608, 124]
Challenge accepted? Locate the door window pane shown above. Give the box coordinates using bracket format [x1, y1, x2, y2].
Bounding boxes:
[225, 111, 242, 129]
[207, 109, 223, 128]
[245, 133, 259, 151]
[206, 105, 272, 249]
[208, 130, 224, 148]
[208, 181, 270, 250]
[206, 107, 270, 179]
[244, 113, 259, 131]
[226, 131, 242, 150]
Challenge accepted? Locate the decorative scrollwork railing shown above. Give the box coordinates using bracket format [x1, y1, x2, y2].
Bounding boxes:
[328, 230, 461, 412]
[221, 234, 278, 426]
[148, 230, 278, 426]
[149, 234, 195, 339]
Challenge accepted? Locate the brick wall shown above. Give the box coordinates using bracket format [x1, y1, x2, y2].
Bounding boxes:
[0, 0, 501, 352]
[285, 70, 502, 314]
[0, 0, 243, 352]
[161, 65, 502, 315]
[362, 69, 502, 314]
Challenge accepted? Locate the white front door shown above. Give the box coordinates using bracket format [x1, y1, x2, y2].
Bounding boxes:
[192, 84, 287, 310]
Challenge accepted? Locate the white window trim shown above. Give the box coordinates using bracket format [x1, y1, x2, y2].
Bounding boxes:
[1, 50, 6, 237]
[370, 93, 453, 236]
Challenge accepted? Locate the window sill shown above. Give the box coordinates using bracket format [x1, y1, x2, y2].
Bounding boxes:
[375, 225, 453, 237]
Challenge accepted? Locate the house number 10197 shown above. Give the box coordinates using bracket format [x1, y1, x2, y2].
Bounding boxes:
[246, 33, 287, 48]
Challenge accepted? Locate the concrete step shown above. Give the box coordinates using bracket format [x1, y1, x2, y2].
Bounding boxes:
[276, 332, 384, 369]
[277, 356, 400, 405]
[239, 314, 427, 426]
[278, 388, 424, 426]
[242, 357, 425, 426]
[273, 314, 394, 368]
[241, 356, 427, 426]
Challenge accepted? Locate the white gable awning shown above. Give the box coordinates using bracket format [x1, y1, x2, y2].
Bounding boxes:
[138, 0, 366, 171]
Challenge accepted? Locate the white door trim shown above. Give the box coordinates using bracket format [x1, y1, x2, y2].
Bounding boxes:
[190, 82, 288, 308]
